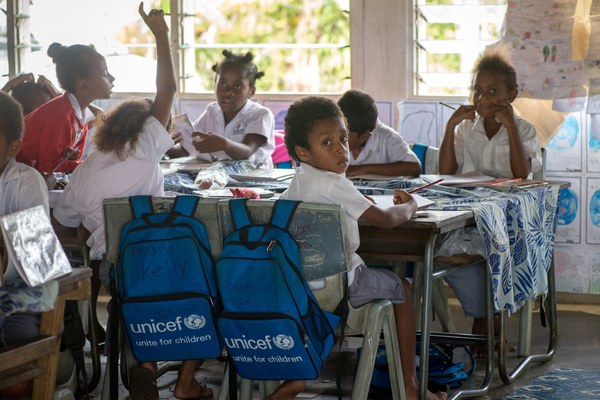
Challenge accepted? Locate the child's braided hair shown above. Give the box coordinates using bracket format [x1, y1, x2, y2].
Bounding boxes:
[212, 50, 265, 87]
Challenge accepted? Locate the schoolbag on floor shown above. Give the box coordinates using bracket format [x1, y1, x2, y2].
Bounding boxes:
[216, 198, 340, 380]
[116, 195, 222, 361]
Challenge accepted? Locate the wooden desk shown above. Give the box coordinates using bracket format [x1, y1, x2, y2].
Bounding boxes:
[357, 182, 567, 400]
[0, 268, 91, 400]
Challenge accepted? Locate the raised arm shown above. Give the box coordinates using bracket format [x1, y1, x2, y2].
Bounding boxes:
[139, 2, 177, 128]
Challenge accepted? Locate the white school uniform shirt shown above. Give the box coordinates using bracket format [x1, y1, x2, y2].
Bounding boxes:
[279, 163, 373, 286]
[350, 119, 419, 165]
[0, 158, 49, 282]
[54, 116, 173, 260]
[454, 115, 542, 178]
[193, 101, 275, 169]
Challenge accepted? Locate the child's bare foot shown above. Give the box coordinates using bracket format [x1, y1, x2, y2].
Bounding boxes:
[470, 316, 499, 358]
[265, 379, 306, 400]
[405, 383, 447, 400]
[174, 380, 213, 399]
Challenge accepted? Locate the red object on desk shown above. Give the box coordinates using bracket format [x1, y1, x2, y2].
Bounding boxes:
[408, 179, 444, 194]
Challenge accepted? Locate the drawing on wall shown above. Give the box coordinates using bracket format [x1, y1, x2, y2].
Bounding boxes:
[263, 100, 294, 131]
[397, 101, 438, 146]
[586, 78, 600, 114]
[555, 61, 586, 88]
[587, 114, 600, 172]
[178, 98, 215, 124]
[527, 64, 556, 99]
[545, 114, 582, 172]
[590, 250, 600, 294]
[508, 38, 543, 64]
[552, 85, 586, 112]
[586, 178, 600, 244]
[551, 176, 581, 243]
[376, 101, 393, 128]
[554, 245, 589, 293]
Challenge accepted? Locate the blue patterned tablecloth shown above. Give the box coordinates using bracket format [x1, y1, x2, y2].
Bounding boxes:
[0, 279, 59, 316]
[353, 179, 560, 313]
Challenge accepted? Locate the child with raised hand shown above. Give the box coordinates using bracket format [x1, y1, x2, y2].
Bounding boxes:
[16, 39, 115, 173]
[188, 50, 275, 168]
[438, 44, 541, 179]
[276, 96, 447, 400]
[337, 89, 422, 178]
[437, 44, 542, 358]
[53, 4, 212, 400]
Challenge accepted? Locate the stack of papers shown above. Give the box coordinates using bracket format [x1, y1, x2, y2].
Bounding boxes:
[421, 171, 523, 187]
[231, 168, 296, 182]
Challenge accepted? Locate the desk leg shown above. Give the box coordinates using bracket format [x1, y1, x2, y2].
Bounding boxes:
[498, 253, 558, 384]
[419, 232, 437, 400]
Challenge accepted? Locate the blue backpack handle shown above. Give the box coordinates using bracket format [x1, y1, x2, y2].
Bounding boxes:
[129, 196, 154, 219]
[173, 195, 199, 217]
[270, 199, 301, 230]
[230, 198, 252, 230]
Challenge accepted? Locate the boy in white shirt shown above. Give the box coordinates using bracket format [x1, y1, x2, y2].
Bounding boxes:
[337, 89, 421, 178]
[0, 91, 49, 398]
[275, 96, 446, 400]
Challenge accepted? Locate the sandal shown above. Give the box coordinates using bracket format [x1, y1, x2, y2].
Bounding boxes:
[177, 383, 214, 400]
[129, 366, 159, 400]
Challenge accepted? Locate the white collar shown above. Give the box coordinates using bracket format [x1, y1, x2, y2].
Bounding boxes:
[66, 92, 95, 125]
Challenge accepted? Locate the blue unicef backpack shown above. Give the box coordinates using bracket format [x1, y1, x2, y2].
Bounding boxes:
[216, 198, 340, 380]
[116, 195, 222, 362]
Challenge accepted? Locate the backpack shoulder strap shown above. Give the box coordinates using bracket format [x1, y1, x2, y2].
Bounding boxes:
[129, 196, 154, 219]
[173, 195, 199, 217]
[270, 199, 301, 230]
[230, 198, 252, 230]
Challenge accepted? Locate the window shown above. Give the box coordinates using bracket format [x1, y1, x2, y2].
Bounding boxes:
[414, 0, 508, 97]
[6, 0, 350, 95]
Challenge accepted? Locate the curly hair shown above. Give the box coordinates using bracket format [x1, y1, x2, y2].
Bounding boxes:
[93, 99, 153, 160]
[472, 44, 518, 91]
[337, 89, 378, 134]
[47, 42, 102, 93]
[212, 50, 265, 88]
[284, 96, 346, 162]
[0, 92, 24, 143]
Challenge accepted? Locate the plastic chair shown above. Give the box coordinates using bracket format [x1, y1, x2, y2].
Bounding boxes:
[215, 200, 405, 400]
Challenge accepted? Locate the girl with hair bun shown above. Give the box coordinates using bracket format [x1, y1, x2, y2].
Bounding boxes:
[176, 50, 275, 168]
[17, 40, 115, 173]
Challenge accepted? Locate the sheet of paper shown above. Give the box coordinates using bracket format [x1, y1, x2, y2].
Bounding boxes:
[420, 171, 495, 186]
[369, 194, 436, 210]
[350, 174, 405, 181]
[172, 114, 201, 158]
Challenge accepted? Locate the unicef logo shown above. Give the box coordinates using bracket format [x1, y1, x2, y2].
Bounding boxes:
[273, 334, 294, 350]
[183, 314, 206, 330]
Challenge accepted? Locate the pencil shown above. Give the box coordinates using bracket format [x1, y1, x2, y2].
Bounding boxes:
[408, 178, 443, 194]
[439, 102, 456, 110]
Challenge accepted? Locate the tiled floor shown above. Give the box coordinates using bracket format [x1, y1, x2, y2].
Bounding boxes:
[83, 295, 600, 400]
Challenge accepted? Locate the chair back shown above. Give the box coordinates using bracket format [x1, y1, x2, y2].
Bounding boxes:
[411, 143, 439, 174]
[532, 147, 546, 180]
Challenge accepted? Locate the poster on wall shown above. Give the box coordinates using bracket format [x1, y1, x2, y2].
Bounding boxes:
[262, 100, 294, 131]
[177, 98, 215, 125]
[589, 250, 600, 294]
[586, 114, 600, 172]
[554, 244, 590, 293]
[550, 176, 581, 244]
[397, 101, 439, 146]
[585, 177, 600, 244]
[545, 113, 583, 172]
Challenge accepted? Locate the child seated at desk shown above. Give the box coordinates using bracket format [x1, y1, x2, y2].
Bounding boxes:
[0, 92, 50, 398]
[16, 40, 115, 174]
[170, 50, 275, 168]
[53, 5, 212, 399]
[276, 96, 447, 400]
[437, 44, 542, 357]
[2, 73, 61, 116]
[337, 89, 422, 178]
